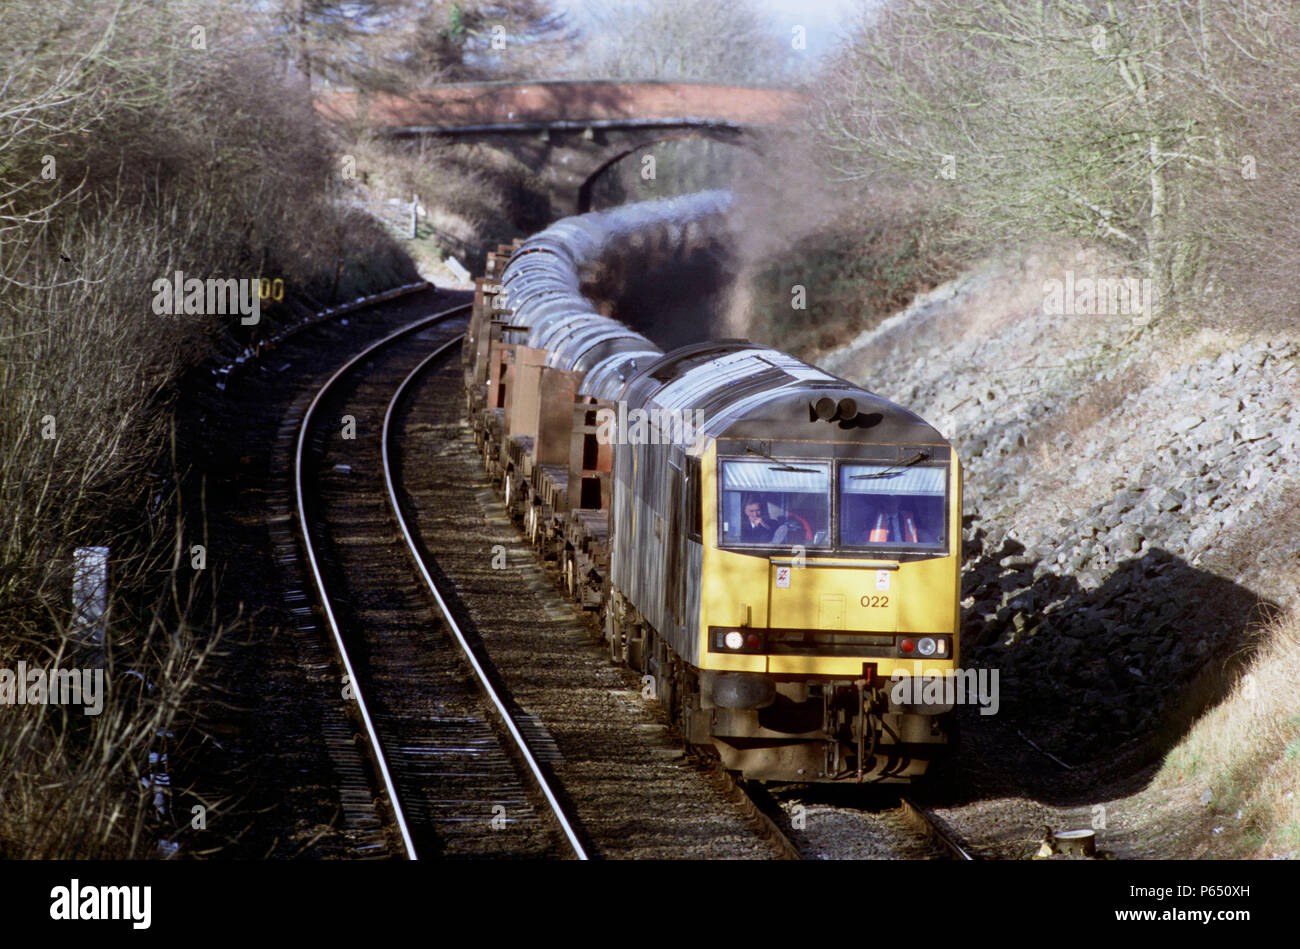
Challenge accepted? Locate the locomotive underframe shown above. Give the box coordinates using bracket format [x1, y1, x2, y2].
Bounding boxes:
[604, 587, 951, 784]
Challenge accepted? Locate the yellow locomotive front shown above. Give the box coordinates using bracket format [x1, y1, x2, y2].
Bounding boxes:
[608, 343, 966, 784]
[695, 437, 963, 782]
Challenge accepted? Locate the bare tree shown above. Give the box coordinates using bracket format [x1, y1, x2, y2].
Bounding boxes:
[267, 0, 402, 86]
[563, 0, 795, 85]
[819, 0, 1300, 326]
[396, 0, 574, 82]
[264, 0, 573, 89]
[0, 0, 417, 857]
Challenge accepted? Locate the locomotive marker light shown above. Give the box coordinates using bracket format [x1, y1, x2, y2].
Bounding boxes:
[894, 636, 948, 657]
[715, 628, 765, 653]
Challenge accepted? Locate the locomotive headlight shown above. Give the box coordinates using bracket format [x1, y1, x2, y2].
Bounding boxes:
[710, 627, 765, 653]
[917, 637, 937, 657]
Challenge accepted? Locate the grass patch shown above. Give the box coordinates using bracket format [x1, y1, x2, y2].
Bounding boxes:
[1156, 599, 1300, 858]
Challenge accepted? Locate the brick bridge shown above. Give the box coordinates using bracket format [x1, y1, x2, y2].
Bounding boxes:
[317, 80, 806, 215]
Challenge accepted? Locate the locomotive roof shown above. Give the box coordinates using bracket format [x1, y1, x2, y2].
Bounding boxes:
[619, 341, 948, 451]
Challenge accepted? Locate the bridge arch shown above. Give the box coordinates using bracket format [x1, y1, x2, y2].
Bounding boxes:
[318, 80, 804, 217]
[576, 129, 757, 212]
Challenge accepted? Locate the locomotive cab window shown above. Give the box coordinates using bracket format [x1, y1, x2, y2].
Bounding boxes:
[840, 463, 947, 549]
[720, 460, 830, 548]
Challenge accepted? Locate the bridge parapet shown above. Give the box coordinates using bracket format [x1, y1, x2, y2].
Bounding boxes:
[319, 80, 806, 217]
[317, 80, 807, 132]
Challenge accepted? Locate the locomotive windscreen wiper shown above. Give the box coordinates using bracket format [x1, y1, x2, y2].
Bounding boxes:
[744, 442, 821, 473]
[850, 450, 932, 479]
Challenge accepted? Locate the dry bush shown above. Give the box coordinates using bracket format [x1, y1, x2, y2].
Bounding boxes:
[2, 3, 413, 627]
[0, 504, 227, 858]
[346, 134, 549, 269]
[0, 0, 414, 857]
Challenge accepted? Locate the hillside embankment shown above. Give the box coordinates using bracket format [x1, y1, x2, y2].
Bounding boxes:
[817, 248, 1300, 858]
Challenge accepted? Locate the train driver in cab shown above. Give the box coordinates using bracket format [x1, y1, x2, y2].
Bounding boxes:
[741, 496, 779, 543]
[743, 496, 819, 545]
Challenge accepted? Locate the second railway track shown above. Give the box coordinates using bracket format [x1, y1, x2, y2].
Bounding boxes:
[296, 302, 588, 858]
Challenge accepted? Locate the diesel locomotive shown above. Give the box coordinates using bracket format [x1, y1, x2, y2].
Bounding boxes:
[463, 192, 961, 783]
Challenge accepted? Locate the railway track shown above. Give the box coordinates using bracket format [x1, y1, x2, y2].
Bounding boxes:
[188, 284, 473, 858]
[382, 333, 588, 859]
[293, 302, 591, 858]
[754, 781, 977, 860]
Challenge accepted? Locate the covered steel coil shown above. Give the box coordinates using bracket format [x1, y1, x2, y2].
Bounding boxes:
[496, 191, 732, 384]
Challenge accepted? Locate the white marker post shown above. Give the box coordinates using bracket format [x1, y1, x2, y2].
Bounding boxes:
[72, 546, 109, 647]
[445, 256, 471, 284]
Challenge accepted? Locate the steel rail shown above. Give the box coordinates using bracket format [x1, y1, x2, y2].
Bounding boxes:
[294, 303, 471, 860]
[722, 774, 804, 861]
[382, 335, 590, 860]
[899, 796, 974, 861]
